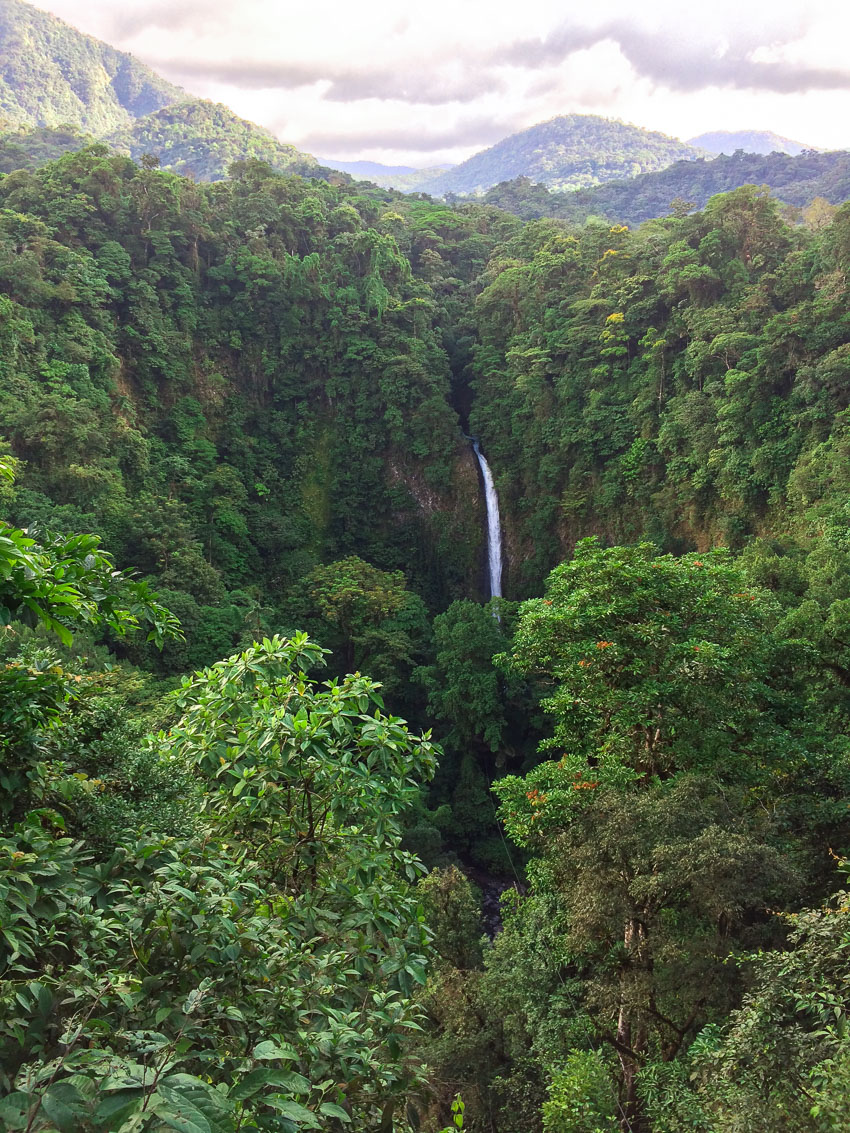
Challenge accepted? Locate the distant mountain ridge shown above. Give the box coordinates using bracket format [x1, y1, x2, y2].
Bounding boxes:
[320, 159, 418, 177]
[417, 115, 701, 196]
[0, 0, 838, 203]
[688, 130, 816, 156]
[318, 158, 458, 191]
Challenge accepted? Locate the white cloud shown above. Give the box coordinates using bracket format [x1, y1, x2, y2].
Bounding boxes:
[32, 0, 850, 165]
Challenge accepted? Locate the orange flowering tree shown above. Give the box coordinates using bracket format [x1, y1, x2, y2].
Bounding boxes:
[494, 538, 811, 1128]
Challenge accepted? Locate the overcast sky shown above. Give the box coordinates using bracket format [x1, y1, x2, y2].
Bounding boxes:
[35, 0, 850, 166]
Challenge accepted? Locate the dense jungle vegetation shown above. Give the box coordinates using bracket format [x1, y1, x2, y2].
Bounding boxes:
[4, 144, 850, 1132]
[481, 147, 850, 226]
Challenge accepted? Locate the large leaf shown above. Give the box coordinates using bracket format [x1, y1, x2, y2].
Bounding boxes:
[158, 1075, 234, 1131]
[264, 1098, 322, 1129]
[251, 1039, 298, 1061]
[229, 1068, 311, 1101]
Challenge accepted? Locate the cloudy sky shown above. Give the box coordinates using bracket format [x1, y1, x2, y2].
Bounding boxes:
[36, 0, 850, 166]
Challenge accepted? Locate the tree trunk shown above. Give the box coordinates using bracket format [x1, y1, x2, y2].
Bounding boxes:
[617, 917, 650, 1132]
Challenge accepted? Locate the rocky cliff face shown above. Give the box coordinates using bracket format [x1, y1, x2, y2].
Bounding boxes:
[387, 438, 486, 606]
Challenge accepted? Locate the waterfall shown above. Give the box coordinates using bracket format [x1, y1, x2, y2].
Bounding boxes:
[472, 440, 503, 601]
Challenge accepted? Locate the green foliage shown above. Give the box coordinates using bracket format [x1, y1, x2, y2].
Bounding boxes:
[0, 640, 147, 825]
[418, 866, 483, 971]
[503, 537, 802, 784]
[0, 4, 322, 184]
[640, 863, 850, 1132]
[20, 654, 195, 847]
[6, 88, 850, 1132]
[0, 521, 180, 647]
[0, 498, 440, 1128]
[0, 635, 440, 1131]
[0, 148, 501, 677]
[284, 556, 431, 696]
[415, 599, 538, 868]
[109, 100, 320, 182]
[542, 1052, 619, 1133]
[419, 115, 699, 196]
[0, 473, 181, 819]
[168, 632, 437, 889]
[0, 125, 95, 173]
[467, 188, 850, 596]
[483, 149, 850, 226]
[421, 599, 510, 752]
[0, 0, 181, 135]
[439, 1094, 466, 1131]
[415, 879, 596, 1132]
[491, 541, 833, 1126]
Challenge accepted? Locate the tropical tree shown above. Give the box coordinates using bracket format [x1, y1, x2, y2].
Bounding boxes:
[1, 454, 181, 815]
[0, 457, 179, 648]
[640, 861, 850, 1132]
[0, 635, 440, 1131]
[495, 539, 813, 1128]
[286, 555, 431, 697]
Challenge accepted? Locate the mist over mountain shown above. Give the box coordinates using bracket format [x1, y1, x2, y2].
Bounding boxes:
[689, 129, 816, 156]
[317, 157, 457, 191]
[320, 159, 418, 177]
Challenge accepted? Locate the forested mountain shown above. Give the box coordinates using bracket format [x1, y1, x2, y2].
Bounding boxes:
[418, 114, 700, 196]
[689, 128, 813, 155]
[0, 0, 321, 181]
[482, 147, 850, 225]
[5, 96, 850, 1133]
[0, 0, 181, 133]
[109, 100, 321, 180]
[0, 107, 326, 182]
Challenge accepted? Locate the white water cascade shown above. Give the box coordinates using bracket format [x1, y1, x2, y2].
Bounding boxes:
[472, 440, 503, 601]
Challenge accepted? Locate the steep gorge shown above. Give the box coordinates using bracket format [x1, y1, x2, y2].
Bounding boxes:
[0, 150, 504, 674]
[5, 153, 850, 675]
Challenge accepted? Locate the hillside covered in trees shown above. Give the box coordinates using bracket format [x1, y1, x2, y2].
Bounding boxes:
[0, 121, 89, 171]
[0, 0, 181, 133]
[482, 147, 850, 225]
[4, 131, 850, 1132]
[0, 0, 321, 180]
[108, 100, 321, 181]
[418, 115, 700, 196]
